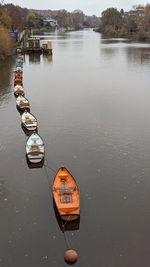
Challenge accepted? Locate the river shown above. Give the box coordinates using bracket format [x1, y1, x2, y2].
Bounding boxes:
[1, 29, 150, 267]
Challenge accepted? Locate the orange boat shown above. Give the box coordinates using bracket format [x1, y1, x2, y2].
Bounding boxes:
[15, 73, 23, 79]
[52, 167, 80, 221]
[14, 77, 23, 86]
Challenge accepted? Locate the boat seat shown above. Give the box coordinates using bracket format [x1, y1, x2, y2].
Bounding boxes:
[60, 194, 73, 204]
[28, 150, 44, 155]
[53, 186, 77, 193]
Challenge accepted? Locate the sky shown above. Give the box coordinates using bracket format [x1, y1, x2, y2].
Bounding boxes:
[4, 0, 150, 16]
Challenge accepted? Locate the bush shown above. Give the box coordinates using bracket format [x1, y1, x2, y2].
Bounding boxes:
[0, 27, 15, 60]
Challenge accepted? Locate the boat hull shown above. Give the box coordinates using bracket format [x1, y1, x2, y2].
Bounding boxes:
[61, 214, 80, 222]
[14, 92, 24, 97]
[26, 132, 45, 164]
[16, 104, 30, 111]
[16, 96, 30, 111]
[52, 167, 80, 222]
[21, 111, 37, 131]
[26, 155, 44, 164]
[22, 123, 37, 131]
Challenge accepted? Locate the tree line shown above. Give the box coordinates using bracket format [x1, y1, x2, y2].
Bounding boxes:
[96, 5, 150, 41]
[0, 3, 28, 59]
[0, 3, 100, 59]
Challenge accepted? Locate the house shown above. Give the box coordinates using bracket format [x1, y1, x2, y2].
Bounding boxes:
[43, 18, 58, 28]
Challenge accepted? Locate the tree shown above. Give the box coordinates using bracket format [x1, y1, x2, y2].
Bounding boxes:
[120, 9, 124, 15]
[101, 8, 123, 30]
[0, 9, 11, 28]
[26, 11, 36, 28]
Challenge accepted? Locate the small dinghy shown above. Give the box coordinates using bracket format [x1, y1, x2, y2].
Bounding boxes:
[18, 55, 24, 61]
[26, 132, 45, 163]
[14, 67, 23, 73]
[16, 95, 30, 111]
[15, 72, 23, 79]
[52, 166, 80, 221]
[14, 85, 24, 96]
[16, 58, 23, 65]
[14, 77, 23, 86]
[21, 111, 37, 131]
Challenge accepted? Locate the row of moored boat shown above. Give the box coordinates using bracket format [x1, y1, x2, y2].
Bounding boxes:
[14, 54, 80, 222]
[14, 57, 45, 164]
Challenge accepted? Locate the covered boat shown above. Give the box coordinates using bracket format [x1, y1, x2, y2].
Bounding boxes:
[16, 95, 30, 111]
[14, 85, 24, 96]
[21, 111, 37, 131]
[26, 132, 44, 163]
[52, 167, 80, 221]
[16, 62, 23, 68]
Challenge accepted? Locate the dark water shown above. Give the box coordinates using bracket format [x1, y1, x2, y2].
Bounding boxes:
[1, 29, 150, 266]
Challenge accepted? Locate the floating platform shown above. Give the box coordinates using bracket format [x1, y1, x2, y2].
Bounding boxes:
[23, 38, 52, 55]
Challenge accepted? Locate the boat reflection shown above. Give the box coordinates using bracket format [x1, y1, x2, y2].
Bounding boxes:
[26, 156, 44, 169]
[21, 123, 38, 136]
[53, 199, 80, 232]
[0, 57, 15, 105]
[16, 104, 30, 114]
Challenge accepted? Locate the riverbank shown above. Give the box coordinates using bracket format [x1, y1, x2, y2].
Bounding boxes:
[0, 27, 16, 61]
[94, 27, 150, 42]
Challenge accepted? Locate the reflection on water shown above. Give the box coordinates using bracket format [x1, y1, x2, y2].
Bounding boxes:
[21, 123, 37, 136]
[27, 53, 53, 64]
[0, 176, 8, 201]
[43, 54, 53, 64]
[100, 47, 118, 59]
[26, 157, 44, 169]
[126, 47, 150, 65]
[100, 38, 150, 65]
[101, 38, 127, 44]
[1, 30, 150, 267]
[0, 57, 15, 105]
[53, 199, 80, 232]
[28, 53, 41, 63]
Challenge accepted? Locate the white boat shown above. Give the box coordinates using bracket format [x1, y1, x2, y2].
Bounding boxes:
[14, 85, 24, 96]
[16, 95, 30, 111]
[26, 132, 45, 163]
[14, 66, 23, 73]
[21, 111, 37, 131]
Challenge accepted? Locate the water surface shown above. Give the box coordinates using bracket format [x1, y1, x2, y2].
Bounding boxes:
[1, 29, 150, 267]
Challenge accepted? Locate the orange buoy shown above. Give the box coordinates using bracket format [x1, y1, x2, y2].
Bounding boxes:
[64, 249, 78, 264]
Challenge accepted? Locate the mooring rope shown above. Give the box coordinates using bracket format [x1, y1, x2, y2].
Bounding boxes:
[63, 229, 72, 249]
[44, 158, 56, 174]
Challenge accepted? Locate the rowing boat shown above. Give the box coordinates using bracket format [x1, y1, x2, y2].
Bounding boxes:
[16, 95, 30, 111]
[14, 77, 23, 86]
[14, 67, 23, 73]
[14, 85, 24, 96]
[52, 166, 80, 221]
[21, 111, 37, 131]
[26, 132, 45, 163]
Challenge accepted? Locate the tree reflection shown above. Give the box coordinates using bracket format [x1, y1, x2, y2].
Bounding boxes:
[126, 47, 150, 65]
[100, 47, 118, 60]
[0, 57, 15, 98]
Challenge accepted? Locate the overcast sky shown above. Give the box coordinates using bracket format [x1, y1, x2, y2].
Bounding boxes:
[4, 0, 150, 16]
